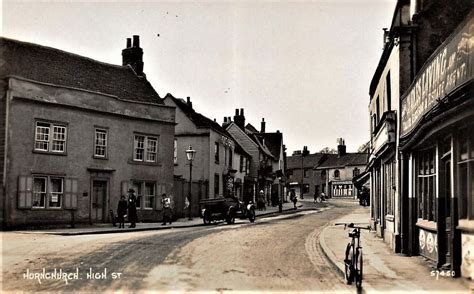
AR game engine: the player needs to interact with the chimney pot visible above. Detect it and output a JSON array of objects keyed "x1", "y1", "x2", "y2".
[
  {"x1": 235, "y1": 109, "x2": 239, "y2": 116},
  {"x1": 133, "y1": 35, "x2": 140, "y2": 47},
  {"x1": 126, "y1": 38, "x2": 132, "y2": 48},
  {"x1": 261, "y1": 118, "x2": 266, "y2": 133},
  {"x1": 240, "y1": 108, "x2": 244, "y2": 116},
  {"x1": 224, "y1": 117, "x2": 227, "y2": 123}
]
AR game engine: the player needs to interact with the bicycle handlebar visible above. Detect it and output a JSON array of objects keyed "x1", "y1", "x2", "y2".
[{"x1": 335, "y1": 222, "x2": 371, "y2": 230}]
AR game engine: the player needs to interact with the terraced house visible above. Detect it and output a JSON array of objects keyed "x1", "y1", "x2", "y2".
[{"x1": 0, "y1": 36, "x2": 176, "y2": 228}]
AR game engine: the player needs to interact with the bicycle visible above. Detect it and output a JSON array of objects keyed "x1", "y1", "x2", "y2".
[{"x1": 335, "y1": 222, "x2": 370, "y2": 289}]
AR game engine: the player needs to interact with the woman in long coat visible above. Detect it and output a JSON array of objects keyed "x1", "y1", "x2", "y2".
[{"x1": 127, "y1": 189, "x2": 138, "y2": 228}]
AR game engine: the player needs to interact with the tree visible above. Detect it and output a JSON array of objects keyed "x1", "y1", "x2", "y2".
[
  {"x1": 357, "y1": 142, "x2": 370, "y2": 153},
  {"x1": 319, "y1": 147, "x2": 337, "y2": 154}
]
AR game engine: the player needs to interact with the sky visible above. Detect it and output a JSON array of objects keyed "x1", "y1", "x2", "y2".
[{"x1": 2, "y1": 0, "x2": 397, "y2": 154}]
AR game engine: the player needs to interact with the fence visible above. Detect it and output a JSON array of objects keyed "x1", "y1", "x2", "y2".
[{"x1": 173, "y1": 177, "x2": 208, "y2": 218}]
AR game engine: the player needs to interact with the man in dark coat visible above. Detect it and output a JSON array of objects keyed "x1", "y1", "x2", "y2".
[
  {"x1": 117, "y1": 195, "x2": 128, "y2": 228},
  {"x1": 127, "y1": 189, "x2": 138, "y2": 228}
]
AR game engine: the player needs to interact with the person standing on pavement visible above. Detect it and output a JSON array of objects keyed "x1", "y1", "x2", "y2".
[
  {"x1": 127, "y1": 188, "x2": 138, "y2": 228},
  {"x1": 290, "y1": 190, "x2": 298, "y2": 208},
  {"x1": 161, "y1": 193, "x2": 173, "y2": 225},
  {"x1": 258, "y1": 190, "x2": 266, "y2": 211},
  {"x1": 320, "y1": 192, "x2": 326, "y2": 202},
  {"x1": 117, "y1": 195, "x2": 128, "y2": 229}
]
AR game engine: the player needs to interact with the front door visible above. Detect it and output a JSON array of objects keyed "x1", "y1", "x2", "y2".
[{"x1": 91, "y1": 180, "x2": 108, "y2": 222}]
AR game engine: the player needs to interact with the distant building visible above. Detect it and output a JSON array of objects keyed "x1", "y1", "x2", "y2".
[
  {"x1": 314, "y1": 139, "x2": 368, "y2": 198},
  {"x1": 286, "y1": 139, "x2": 367, "y2": 199},
  {"x1": 1, "y1": 36, "x2": 176, "y2": 228},
  {"x1": 163, "y1": 96, "x2": 247, "y2": 216},
  {"x1": 286, "y1": 151, "x2": 327, "y2": 199}
]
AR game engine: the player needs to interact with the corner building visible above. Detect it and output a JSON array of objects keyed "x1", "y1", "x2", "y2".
[{"x1": 1, "y1": 36, "x2": 176, "y2": 228}]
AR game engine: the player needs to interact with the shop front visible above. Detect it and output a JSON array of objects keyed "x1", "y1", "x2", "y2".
[{"x1": 399, "y1": 14, "x2": 473, "y2": 277}]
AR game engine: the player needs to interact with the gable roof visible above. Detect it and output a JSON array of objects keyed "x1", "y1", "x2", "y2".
[
  {"x1": 315, "y1": 153, "x2": 368, "y2": 169},
  {"x1": 1, "y1": 37, "x2": 162, "y2": 104},
  {"x1": 245, "y1": 123, "x2": 259, "y2": 134},
  {"x1": 255, "y1": 132, "x2": 283, "y2": 159},
  {"x1": 168, "y1": 94, "x2": 231, "y2": 138},
  {"x1": 252, "y1": 134, "x2": 275, "y2": 159},
  {"x1": 286, "y1": 153, "x2": 327, "y2": 170}
]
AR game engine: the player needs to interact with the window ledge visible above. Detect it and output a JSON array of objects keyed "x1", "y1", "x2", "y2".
[
  {"x1": 33, "y1": 150, "x2": 67, "y2": 156},
  {"x1": 416, "y1": 219, "x2": 437, "y2": 231},
  {"x1": 93, "y1": 156, "x2": 108, "y2": 160},
  {"x1": 458, "y1": 219, "x2": 474, "y2": 233},
  {"x1": 128, "y1": 160, "x2": 160, "y2": 166}
]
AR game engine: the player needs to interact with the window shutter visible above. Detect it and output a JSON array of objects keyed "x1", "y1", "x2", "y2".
[
  {"x1": 64, "y1": 178, "x2": 78, "y2": 209},
  {"x1": 18, "y1": 175, "x2": 33, "y2": 209}
]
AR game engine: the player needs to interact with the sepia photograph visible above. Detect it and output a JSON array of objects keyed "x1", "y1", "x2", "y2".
[{"x1": 1, "y1": 0, "x2": 473, "y2": 292}]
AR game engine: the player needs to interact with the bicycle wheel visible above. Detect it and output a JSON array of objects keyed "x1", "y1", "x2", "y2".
[
  {"x1": 355, "y1": 248, "x2": 363, "y2": 289},
  {"x1": 344, "y1": 243, "x2": 354, "y2": 284}
]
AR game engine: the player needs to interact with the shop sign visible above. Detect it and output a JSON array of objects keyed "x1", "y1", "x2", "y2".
[{"x1": 400, "y1": 16, "x2": 473, "y2": 137}]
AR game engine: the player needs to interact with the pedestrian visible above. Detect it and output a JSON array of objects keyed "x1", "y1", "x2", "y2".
[
  {"x1": 258, "y1": 190, "x2": 266, "y2": 211},
  {"x1": 313, "y1": 192, "x2": 318, "y2": 203},
  {"x1": 127, "y1": 188, "x2": 138, "y2": 228},
  {"x1": 320, "y1": 192, "x2": 326, "y2": 202},
  {"x1": 290, "y1": 190, "x2": 298, "y2": 208},
  {"x1": 161, "y1": 193, "x2": 173, "y2": 225},
  {"x1": 117, "y1": 195, "x2": 128, "y2": 229}
]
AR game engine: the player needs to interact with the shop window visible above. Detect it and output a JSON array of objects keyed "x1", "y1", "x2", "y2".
[
  {"x1": 240, "y1": 156, "x2": 244, "y2": 172},
  {"x1": 458, "y1": 128, "x2": 474, "y2": 219},
  {"x1": 34, "y1": 121, "x2": 67, "y2": 154},
  {"x1": 134, "y1": 135, "x2": 158, "y2": 162},
  {"x1": 94, "y1": 128, "x2": 108, "y2": 158},
  {"x1": 229, "y1": 149, "x2": 233, "y2": 168},
  {"x1": 385, "y1": 160, "x2": 395, "y2": 216},
  {"x1": 32, "y1": 177, "x2": 63, "y2": 208},
  {"x1": 416, "y1": 148, "x2": 436, "y2": 221}
]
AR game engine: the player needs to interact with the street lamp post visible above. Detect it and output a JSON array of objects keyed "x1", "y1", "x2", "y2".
[
  {"x1": 185, "y1": 145, "x2": 196, "y2": 220},
  {"x1": 301, "y1": 146, "x2": 309, "y2": 199}
]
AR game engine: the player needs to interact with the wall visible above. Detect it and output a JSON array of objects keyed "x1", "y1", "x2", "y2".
[{"x1": 5, "y1": 78, "x2": 175, "y2": 227}]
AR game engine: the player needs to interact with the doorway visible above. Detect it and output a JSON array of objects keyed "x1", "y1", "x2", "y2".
[{"x1": 91, "y1": 180, "x2": 108, "y2": 223}]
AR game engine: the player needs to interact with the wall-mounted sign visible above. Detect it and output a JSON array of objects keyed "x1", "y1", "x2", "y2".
[{"x1": 400, "y1": 16, "x2": 473, "y2": 137}]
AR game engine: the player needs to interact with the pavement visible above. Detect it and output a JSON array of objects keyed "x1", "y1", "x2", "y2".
[
  {"x1": 11, "y1": 198, "x2": 324, "y2": 236},
  {"x1": 319, "y1": 202, "x2": 474, "y2": 293}
]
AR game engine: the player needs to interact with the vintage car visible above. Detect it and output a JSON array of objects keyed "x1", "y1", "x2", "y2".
[{"x1": 200, "y1": 197, "x2": 256, "y2": 224}]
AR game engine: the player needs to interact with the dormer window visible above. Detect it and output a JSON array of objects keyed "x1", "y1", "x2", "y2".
[{"x1": 334, "y1": 170, "x2": 340, "y2": 179}]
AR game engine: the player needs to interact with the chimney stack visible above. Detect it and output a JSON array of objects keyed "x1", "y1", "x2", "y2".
[
  {"x1": 337, "y1": 138, "x2": 346, "y2": 157},
  {"x1": 122, "y1": 35, "x2": 144, "y2": 76},
  {"x1": 186, "y1": 96, "x2": 192, "y2": 108},
  {"x1": 260, "y1": 118, "x2": 266, "y2": 133}
]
